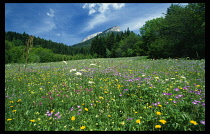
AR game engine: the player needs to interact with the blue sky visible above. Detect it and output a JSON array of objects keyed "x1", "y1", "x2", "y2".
[{"x1": 5, "y1": 3, "x2": 188, "y2": 46}]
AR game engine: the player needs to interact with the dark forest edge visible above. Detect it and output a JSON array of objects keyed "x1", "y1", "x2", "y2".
[{"x1": 5, "y1": 3, "x2": 205, "y2": 64}]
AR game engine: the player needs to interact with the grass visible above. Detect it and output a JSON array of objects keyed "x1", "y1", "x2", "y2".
[{"x1": 5, "y1": 57, "x2": 205, "y2": 131}]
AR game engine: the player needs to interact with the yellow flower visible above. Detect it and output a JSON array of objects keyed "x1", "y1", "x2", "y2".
[
  {"x1": 155, "y1": 125, "x2": 161, "y2": 128},
  {"x1": 107, "y1": 115, "x2": 111, "y2": 117},
  {"x1": 169, "y1": 99, "x2": 173, "y2": 101},
  {"x1": 196, "y1": 85, "x2": 201, "y2": 88},
  {"x1": 30, "y1": 120, "x2": 35, "y2": 122},
  {"x1": 12, "y1": 110, "x2": 17, "y2": 113},
  {"x1": 80, "y1": 126, "x2": 86, "y2": 129},
  {"x1": 9, "y1": 101, "x2": 14, "y2": 103},
  {"x1": 158, "y1": 104, "x2": 162, "y2": 107},
  {"x1": 37, "y1": 118, "x2": 41, "y2": 121},
  {"x1": 82, "y1": 103, "x2": 85, "y2": 105},
  {"x1": 190, "y1": 120, "x2": 198, "y2": 125},
  {"x1": 149, "y1": 106, "x2": 153, "y2": 108},
  {"x1": 7, "y1": 119, "x2": 12, "y2": 121},
  {"x1": 136, "y1": 119, "x2": 141, "y2": 124},
  {"x1": 156, "y1": 112, "x2": 162, "y2": 115},
  {"x1": 17, "y1": 99, "x2": 22, "y2": 102},
  {"x1": 120, "y1": 121, "x2": 125, "y2": 125},
  {"x1": 84, "y1": 108, "x2": 88, "y2": 111},
  {"x1": 71, "y1": 116, "x2": 76, "y2": 121},
  {"x1": 159, "y1": 120, "x2": 167, "y2": 124},
  {"x1": 10, "y1": 106, "x2": 14, "y2": 107},
  {"x1": 134, "y1": 111, "x2": 138, "y2": 113},
  {"x1": 99, "y1": 96, "x2": 104, "y2": 99}
]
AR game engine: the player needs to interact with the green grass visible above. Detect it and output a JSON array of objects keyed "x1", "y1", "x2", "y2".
[{"x1": 5, "y1": 57, "x2": 205, "y2": 131}]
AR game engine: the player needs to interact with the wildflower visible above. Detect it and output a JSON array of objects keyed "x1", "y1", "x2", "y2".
[
  {"x1": 12, "y1": 110, "x2": 17, "y2": 113},
  {"x1": 120, "y1": 121, "x2": 125, "y2": 125},
  {"x1": 196, "y1": 85, "x2": 201, "y2": 88},
  {"x1": 75, "y1": 72, "x2": 82, "y2": 75},
  {"x1": 190, "y1": 120, "x2": 198, "y2": 125},
  {"x1": 30, "y1": 120, "x2": 35, "y2": 122},
  {"x1": 107, "y1": 115, "x2": 111, "y2": 117},
  {"x1": 200, "y1": 121, "x2": 205, "y2": 125},
  {"x1": 174, "y1": 88, "x2": 180, "y2": 91},
  {"x1": 70, "y1": 107, "x2": 74, "y2": 111},
  {"x1": 119, "y1": 94, "x2": 122, "y2": 96},
  {"x1": 9, "y1": 101, "x2": 14, "y2": 103},
  {"x1": 99, "y1": 96, "x2": 104, "y2": 99},
  {"x1": 90, "y1": 63, "x2": 96, "y2": 66},
  {"x1": 7, "y1": 119, "x2": 12, "y2": 121},
  {"x1": 63, "y1": 61, "x2": 67, "y2": 64},
  {"x1": 80, "y1": 126, "x2": 86, "y2": 129},
  {"x1": 149, "y1": 106, "x2": 153, "y2": 108},
  {"x1": 155, "y1": 125, "x2": 161, "y2": 128},
  {"x1": 71, "y1": 116, "x2": 76, "y2": 121},
  {"x1": 10, "y1": 106, "x2": 14, "y2": 107},
  {"x1": 84, "y1": 108, "x2": 88, "y2": 111},
  {"x1": 159, "y1": 120, "x2": 167, "y2": 124},
  {"x1": 70, "y1": 69, "x2": 76, "y2": 72},
  {"x1": 169, "y1": 99, "x2": 173, "y2": 101},
  {"x1": 55, "y1": 112, "x2": 60, "y2": 116},
  {"x1": 156, "y1": 112, "x2": 162, "y2": 115},
  {"x1": 127, "y1": 118, "x2": 133, "y2": 120},
  {"x1": 136, "y1": 119, "x2": 141, "y2": 124},
  {"x1": 37, "y1": 118, "x2": 41, "y2": 121},
  {"x1": 134, "y1": 111, "x2": 138, "y2": 113},
  {"x1": 158, "y1": 104, "x2": 162, "y2": 107},
  {"x1": 88, "y1": 81, "x2": 94, "y2": 84}
]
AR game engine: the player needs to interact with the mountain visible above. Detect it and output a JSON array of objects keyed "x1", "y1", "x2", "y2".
[
  {"x1": 81, "y1": 32, "x2": 102, "y2": 43},
  {"x1": 72, "y1": 26, "x2": 121, "y2": 47}
]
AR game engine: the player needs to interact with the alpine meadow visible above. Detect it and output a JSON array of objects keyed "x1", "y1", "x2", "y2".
[{"x1": 5, "y1": 3, "x2": 205, "y2": 131}]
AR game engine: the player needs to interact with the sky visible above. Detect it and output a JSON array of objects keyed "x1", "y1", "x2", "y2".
[{"x1": 5, "y1": 3, "x2": 188, "y2": 46}]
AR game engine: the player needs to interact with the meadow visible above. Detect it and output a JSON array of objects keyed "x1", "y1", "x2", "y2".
[{"x1": 5, "y1": 57, "x2": 205, "y2": 131}]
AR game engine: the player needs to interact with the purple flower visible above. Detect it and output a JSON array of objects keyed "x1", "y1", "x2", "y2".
[
  {"x1": 162, "y1": 93, "x2": 167, "y2": 95},
  {"x1": 55, "y1": 112, "x2": 60, "y2": 116},
  {"x1": 78, "y1": 113, "x2": 81, "y2": 115},
  {"x1": 126, "y1": 118, "x2": 133, "y2": 120},
  {"x1": 172, "y1": 101, "x2": 177, "y2": 103},
  {"x1": 70, "y1": 107, "x2": 74, "y2": 111},
  {"x1": 200, "y1": 121, "x2": 205, "y2": 125},
  {"x1": 167, "y1": 93, "x2": 172, "y2": 95},
  {"x1": 152, "y1": 103, "x2": 158, "y2": 106},
  {"x1": 192, "y1": 102, "x2": 197, "y2": 105},
  {"x1": 78, "y1": 109, "x2": 82, "y2": 111},
  {"x1": 174, "y1": 88, "x2": 180, "y2": 91},
  {"x1": 57, "y1": 115, "x2": 61, "y2": 119},
  {"x1": 124, "y1": 89, "x2": 129, "y2": 91},
  {"x1": 165, "y1": 102, "x2": 169, "y2": 104},
  {"x1": 119, "y1": 94, "x2": 122, "y2": 96},
  {"x1": 77, "y1": 105, "x2": 81, "y2": 108}
]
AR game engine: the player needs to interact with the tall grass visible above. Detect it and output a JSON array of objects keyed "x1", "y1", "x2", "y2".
[{"x1": 5, "y1": 57, "x2": 205, "y2": 131}]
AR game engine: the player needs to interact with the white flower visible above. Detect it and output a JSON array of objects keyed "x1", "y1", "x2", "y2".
[
  {"x1": 63, "y1": 61, "x2": 67, "y2": 64},
  {"x1": 70, "y1": 69, "x2": 76, "y2": 72},
  {"x1": 170, "y1": 78, "x2": 175, "y2": 80},
  {"x1": 75, "y1": 72, "x2": 82, "y2": 76},
  {"x1": 90, "y1": 64, "x2": 96, "y2": 66},
  {"x1": 88, "y1": 81, "x2": 94, "y2": 84},
  {"x1": 142, "y1": 75, "x2": 145, "y2": 77}
]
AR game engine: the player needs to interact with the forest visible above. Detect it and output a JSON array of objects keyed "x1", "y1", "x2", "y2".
[{"x1": 5, "y1": 3, "x2": 205, "y2": 64}]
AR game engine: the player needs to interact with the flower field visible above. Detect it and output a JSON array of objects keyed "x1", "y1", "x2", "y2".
[{"x1": 5, "y1": 57, "x2": 205, "y2": 131}]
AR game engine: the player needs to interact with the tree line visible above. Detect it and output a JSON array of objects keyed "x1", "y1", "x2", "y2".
[{"x1": 90, "y1": 3, "x2": 205, "y2": 59}]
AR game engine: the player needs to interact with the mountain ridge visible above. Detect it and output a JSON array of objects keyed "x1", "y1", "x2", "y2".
[{"x1": 72, "y1": 26, "x2": 121, "y2": 47}]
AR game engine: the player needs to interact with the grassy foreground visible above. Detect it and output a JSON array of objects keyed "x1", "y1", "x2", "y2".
[{"x1": 5, "y1": 57, "x2": 205, "y2": 131}]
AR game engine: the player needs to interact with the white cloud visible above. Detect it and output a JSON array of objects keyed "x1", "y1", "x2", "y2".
[
  {"x1": 46, "y1": 8, "x2": 54, "y2": 17},
  {"x1": 81, "y1": 3, "x2": 125, "y2": 32},
  {"x1": 82, "y1": 3, "x2": 125, "y2": 15},
  {"x1": 81, "y1": 13, "x2": 109, "y2": 32}
]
